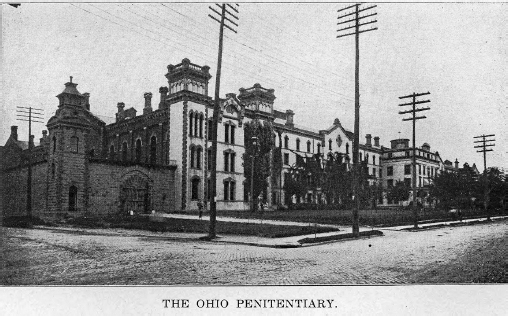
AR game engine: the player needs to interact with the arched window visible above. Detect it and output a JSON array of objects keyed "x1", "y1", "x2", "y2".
[
  {"x1": 307, "y1": 141, "x2": 311, "y2": 153},
  {"x1": 196, "y1": 147, "x2": 202, "y2": 169},
  {"x1": 122, "y1": 142, "x2": 128, "y2": 162},
  {"x1": 296, "y1": 138, "x2": 300, "y2": 151},
  {"x1": 328, "y1": 139, "x2": 332, "y2": 150},
  {"x1": 223, "y1": 150, "x2": 235, "y2": 172},
  {"x1": 223, "y1": 179, "x2": 235, "y2": 201},
  {"x1": 346, "y1": 143, "x2": 350, "y2": 154},
  {"x1": 70, "y1": 136, "x2": 79, "y2": 153},
  {"x1": 190, "y1": 146, "x2": 195, "y2": 168},
  {"x1": 68, "y1": 185, "x2": 78, "y2": 211},
  {"x1": 224, "y1": 123, "x2": 230, "y2": 143},
  {"x1": 52, "y1": 136, "x2": 57, "y2": 153},
  {"x1": 150, "y1": 136, "x2": 157, "y2": 164},
  {"x1": 189, "y1": 112, "x2": 194, "y2": 137},
  {"x1": 207, "y1": 148, "x2": 213, "y2": 170},
  {"x1": 191, "y1": 177, "x2": 200, "y2": 200},
  {"x1": 317, "y1": 143, "x2": 321, "y2": 154},
  {"x1": 109, "y1": 145, "x2": 115, "y2": 160},
  {"x1": 230, "y1": 125, "x2": 235, "y2": 144},
  {"x1": 194, "y1": 114, "x2": 199, "y2": 137},
  {"x1": 135, "y1": 139, "x2": 142, "y2": 162},
  {"x1": 199, "y1": 114, "x2": 204, "y2": 138},
  {"x1": 208, "y1": 119, "x2": 213, "y2": 140}
]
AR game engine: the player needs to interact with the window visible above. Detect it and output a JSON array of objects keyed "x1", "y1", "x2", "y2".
[
  {"x1": 230, "y1": 125, "x2": 235, "y2": 144},
  {"x1": 373, "y1": 155, "x2": 376, "y2": 165},
  {"x1": 194, "y1": 114, "x2": 198, "y2": 137},
  {"x1": 346, "y1": 143, "x2": 349, "y2": 154},
  {"x1": 404, "y1": 164, "x2": 411, "y2": 175},
  {"x1": 379, "y1": 169, "x2": 382, "y2": 178},
  {"x1": 207, "y1": 148, "x2": 213, "y2": 170},
  {"x1": 317, "y1": 143, "x2": 321, "y2": 154},
  {"x1": 52, "y1": 136, "x2": 57, "y2": 153},
  {"x1": 419, "y1": 177, "x2": 422, "y2": 187},
  {"x1": 109, "y1": 145, "x2": 115, "y2": 160},
  {"x1": 243, "y1": 181, "x2": 249, "y2": 201},
  {"x1": 196, "y1": 147, "x2": 202, "y2": 169},
  {"x1": 404, "y1": 178, "x2": 411, "y2": 187},
  {"x1": 418, "y1": 164, "x2": 421, "y2": 174},
  {"x1": 223, "y1": 179, "x2": 235, "y2": 201},
  {"x1": 191, "y1": 177, "x2": 200, "y2": 200},
  {"x1": 208, "y1": 119, "x2": 213, "y2": 140},
  {"x1": 296, "y1": 139, "x2": 300, "y2": 151},
  {"x1": 199, "y1": 115, "x2": 204, "y2": 138},
  {"x1": 328, "y1": 139, "x2": 332, "y2": 150},
  {"x1": 224, "y1": 124, "x2": 230, "y2": 143},
  {"x1": 360, "y1": 152, "x2": 363, "y2": 161},
  {"x1": 223, "y1": 151, "x2": 235, "y2": 172},
  {"x1": 284, "y1": 136, "x2": 289, "y2": 149},
  {"x1": 189, "y1": 113, "x2": 193, "y2": 136},
  {"x1": 150, "y1": 136, "x2": 157, "y2": 164},
  {"x1": 135, "y1": 139, "x2": 142, "y2": 162},
  {"x1": 70, "y1": 136, "x2": 79, "y2": 153},
  {"x1": 68, "y1": 186, "x2": 78, "y2": 211},
  {"x1": 387, "y1": 166, "x2": 393, "y2": 176},
  {"x1": 406, "y1": 151, "x2": 410, "y2": 157},
  {"x1": 283, "y1": 153, "x2": 289, "y2": 165},
  {"x1": 190, "y1": 147, "x2": 195, "y2": 168},
  {"x1": 307, "y1": 141, "x2": 311, "y2": 153},
  {"x1": 388, "y1": 152, "x2": 393, "y2": 158},
  {"x1": 122, "y1": 142, "x2": 128, "y2": 162},
  {"x1": 387, "y1": 179, "x2": 394, "y2": 188}
]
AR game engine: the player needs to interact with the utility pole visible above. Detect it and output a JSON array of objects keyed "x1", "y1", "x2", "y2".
[
  {"x1": 207, "y1": 3, "x2": 239, "y2": 239},
  {"x1": 398, "y1": 92, "x2": 430, "y2": 229},
  {"x1": 336, "y1": 3, "x2": 377, "y2": 237},
  {"x1": 474, "y1": 134, "x2": 495, "y2": 220},
  {"x1": 16, "y1": 106, "x2": 44, "y2": 226}
]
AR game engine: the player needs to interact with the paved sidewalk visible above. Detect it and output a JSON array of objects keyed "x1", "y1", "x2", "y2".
[{"x1": 35, "y1": 215, "x2": 507, "y2": 249}]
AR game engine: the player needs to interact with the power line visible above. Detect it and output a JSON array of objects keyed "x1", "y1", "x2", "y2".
[{"x1": 398, "y1": 91, "x2": 431, "y2": 229}]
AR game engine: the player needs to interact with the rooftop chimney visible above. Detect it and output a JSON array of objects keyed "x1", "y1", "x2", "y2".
[
  {"x1": 40, "y1": 130, "x2": 48, "y2": 145},
  {"x1": 455, "y1": 159, "x2": 459, "y2": 169},
  {"x1": 143, "y1": 92, "x2": 153, "y2": 115},
  {"x1": 11, "y1": 126, "x2": 18, "y2": 141},
  {"x1": 82, "y1": 92, "x2": 90, "y2": 110},
  {"x1": 374, "y1": 136, "x2": 380, "y2": 147},
  {"x1": 366, "y1": 134, "x2": 372, "y2": 147},
  {"x1": 116, "y1": 102, "x2": 125, "y2": 122},
  {"x1": 285, "y1": 110, "x2": 294, "y2": 127},
  {"x1": 159, "y1": 86, "x2": 168, "y2": 110}
]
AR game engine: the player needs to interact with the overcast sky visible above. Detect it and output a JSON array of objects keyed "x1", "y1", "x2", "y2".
[{"x1": 1, "y1": 3, "x2": 506, "y2": 169}]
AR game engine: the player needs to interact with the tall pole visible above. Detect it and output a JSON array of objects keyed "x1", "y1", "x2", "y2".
[
  {"x1": 337, "y1": 3, "x2": 377, "y2": 237},
  {"x1": 474, "y1": 134, "x2": 495, "y2": 220},
  {"x1": 398, "y1": 92, "x2": 430, "y2": 229},
  {"x1": 207, "y1": 3, "x2": 239, "y2": 239},
  {"x1": 16, "y1": 106, "x2": 44, "y2": 226}
]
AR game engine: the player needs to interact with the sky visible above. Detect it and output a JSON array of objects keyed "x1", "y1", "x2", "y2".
[{"x1": 1, "y1": 2, "x2": 506, "y2": 170}]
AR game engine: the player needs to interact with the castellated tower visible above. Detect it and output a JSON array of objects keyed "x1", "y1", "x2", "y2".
[{"x1": 46, "y1": 77, "x2": 104, "y2": 217}]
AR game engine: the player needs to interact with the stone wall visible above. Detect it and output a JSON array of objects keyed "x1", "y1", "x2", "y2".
[
  {"x1": 88, "y1": 162, "x2": 176, "y2": 216},
  {"x1": 2, "y1": 162, "x2": 48, "y2": 218}
]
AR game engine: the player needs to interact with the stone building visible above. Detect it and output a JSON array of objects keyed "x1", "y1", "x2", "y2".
[{"x1": 2, "y1": 57, "x2": 457, "y2": 218}]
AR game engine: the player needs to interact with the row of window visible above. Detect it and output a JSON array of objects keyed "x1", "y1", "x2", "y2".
[
  {"x1": 387, "y1": 151, "x2": 436, "y2": 160},
  {"x1": 190, "y1": 178, "x2": 236, "y2": 201},
  {"x1": 204, "y1": 119, "x2": 236, "y2": 144},
  {"x1": 109, "y1": 136, "x2": 158, "y2": 164},
  {"x1": 387, "y1": 177, "x2": 428, "y2": 188},
  {"x1": 190, "y1": 147, "x2": 237, "y2": 173},
  {"x1": 189, "y1": 112, "x2": 204, "y2": 138},
  {"x1": 388, "y1": 165, "x2": 439, "y2": 177}
]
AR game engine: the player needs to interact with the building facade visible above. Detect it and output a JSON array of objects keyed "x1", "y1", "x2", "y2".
[{"x1": 1, "y1": 58, "x2": 461, "y2": 218}]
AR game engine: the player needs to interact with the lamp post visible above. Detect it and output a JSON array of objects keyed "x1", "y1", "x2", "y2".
[{"x1": 250, "y1": 136, "x2": 258, "y2": 213}]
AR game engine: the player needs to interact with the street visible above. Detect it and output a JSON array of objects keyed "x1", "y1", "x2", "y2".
[{"x1": 1, "y1": 221, "x2": 506, "y2": 285}]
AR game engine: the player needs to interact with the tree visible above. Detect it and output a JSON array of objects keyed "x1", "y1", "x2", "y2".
[
  {"x1": 242, "y1": 120, "x2": 280, "y2": 209},
  {"x1": 387, "y1": 180, "x2": 410, "y2": 204},
  {"x1": 321, "y1": 152, "x2": 352, "y2": 207},
  {"x1": 429, "y1": 167, "x2": 480, "y2": 210}
]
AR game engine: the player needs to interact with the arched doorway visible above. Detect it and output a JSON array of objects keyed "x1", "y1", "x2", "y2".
[{"x1": 120, "y1": 174, "x2": 151, "y2": 214}]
